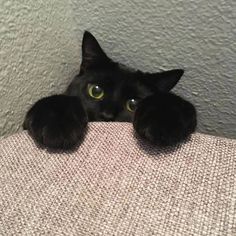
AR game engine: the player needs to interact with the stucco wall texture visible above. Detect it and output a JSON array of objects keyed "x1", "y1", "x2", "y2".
[
  {"x1": 0, "y1": 0, "x2": 80, "y2": 137},
  {"x1": 0, "y1": 0, "x2": 236, "y2": 139}
]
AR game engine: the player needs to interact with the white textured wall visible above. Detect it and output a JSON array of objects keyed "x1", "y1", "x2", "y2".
[
  {"x1": 72, "y1": 0, "x2": 236, "y2": 138},
  {"x1": 0, "y1": 0, "x2": 80, "y2": 137},
  {"x1": 0, "y1": 0, "x2": 236, "y2": 139}
]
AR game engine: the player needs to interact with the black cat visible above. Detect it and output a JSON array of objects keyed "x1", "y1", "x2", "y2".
[{"x1": 23, "y1": 31, "x2": 197, "y2": 150}]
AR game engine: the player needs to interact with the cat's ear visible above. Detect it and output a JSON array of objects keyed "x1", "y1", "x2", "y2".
[
  {"x1": 80, "y1": 31, "x2": 110, "y2": 71},
  {"x1": 144, "y1": 69, "x2": 184, "y2": 91}
]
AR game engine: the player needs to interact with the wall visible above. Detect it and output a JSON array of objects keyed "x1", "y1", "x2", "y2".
[
  {"x1": 0, "y1": 0, "x2": 235, "y2": 139},
  {"x1": 72, "y1": 0, "x2": 236, "y2": 138},
  {"x1": 0, "y1": 0, "x2": 80, "y2": 137}
]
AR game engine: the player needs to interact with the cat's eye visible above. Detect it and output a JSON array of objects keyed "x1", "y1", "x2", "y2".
[
  {"x1": 126, "y1": 99, "x2": 138, "y2": 112},
  {"x1": 87, "y1": 84, "x2": 104, "y2": 100}
]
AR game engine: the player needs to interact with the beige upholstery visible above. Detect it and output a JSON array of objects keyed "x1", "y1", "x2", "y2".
[{"x1": 0, "y1": 123, "x2": 236, "y2": 235}]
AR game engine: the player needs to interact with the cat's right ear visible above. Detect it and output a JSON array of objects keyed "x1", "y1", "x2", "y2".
[
  {"x1": 80, "y1": 31, "x2": 110, "y2": 72},
  {"x1": 143, "y1": 69, "x2": 184, "y2": 92}
]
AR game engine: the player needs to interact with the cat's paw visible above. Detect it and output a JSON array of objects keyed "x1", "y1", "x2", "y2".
[
  {"x1": 23, "y1": 95, "x2": 88, "y2": 150},
  {"x1": 133, "y1": 92, "x2": 197, "y2": 147}
]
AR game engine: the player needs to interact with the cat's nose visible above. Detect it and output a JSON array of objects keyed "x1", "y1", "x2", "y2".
[{"x1": 100, "y1": 111, "x2": 115, "y2": 121}]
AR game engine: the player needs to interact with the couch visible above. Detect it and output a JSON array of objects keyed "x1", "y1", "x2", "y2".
[{"x1": 0, "y1": 123, "x2": 235, "y2": 235}]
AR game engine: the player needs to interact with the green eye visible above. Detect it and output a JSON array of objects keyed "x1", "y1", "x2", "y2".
[
  {"x1": 87, "y1": 84, "x2": 104, "y2": 100},
  {"x1": 126, "y1": 99, "x2": 138, "y2": 112}
]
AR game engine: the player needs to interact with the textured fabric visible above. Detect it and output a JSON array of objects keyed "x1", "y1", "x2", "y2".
[{"x1": 0, "y1": 122, "x2": 236, "y2": 236}]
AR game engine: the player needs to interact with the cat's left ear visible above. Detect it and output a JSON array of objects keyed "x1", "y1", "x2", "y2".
[
  {"x1": 144, "y1": 69, "x2": 184, "y2": 92},
  {"x1": 80, "y1": 31, "x2": 110, "y2": 72}
]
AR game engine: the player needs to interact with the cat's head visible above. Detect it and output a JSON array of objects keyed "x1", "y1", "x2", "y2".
[{"x1": 66, "y1": 31, "x2": 184, "y2": 122}]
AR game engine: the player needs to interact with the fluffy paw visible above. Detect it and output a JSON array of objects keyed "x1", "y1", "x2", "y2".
[
  {"x1": 23, "y1": 95, "x2": 88, "y2": 150},
  {"x1": 133, "y1": 92, "x2": 197, "y2": 147}
]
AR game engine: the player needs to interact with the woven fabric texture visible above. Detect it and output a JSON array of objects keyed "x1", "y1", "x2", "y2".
[{"x1": 0, "y1": 122, "x2": 236, "y2": 236}]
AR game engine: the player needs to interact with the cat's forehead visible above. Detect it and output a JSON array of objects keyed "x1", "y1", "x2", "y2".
[{"x1": 87, "y1": 67, "x2": 138, "y2": 85}]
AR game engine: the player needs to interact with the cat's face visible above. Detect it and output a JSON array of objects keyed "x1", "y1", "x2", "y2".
[{"x1": 66, "y1": 31, "x2": 184, "y2": 122}]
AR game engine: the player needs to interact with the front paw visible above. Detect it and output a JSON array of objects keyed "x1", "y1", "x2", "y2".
[
  {"x1": 133, "y1": 93, "x2": 197, "y2": 147},
  {"x1": 23, "y1": 95, "x2": 88, "y2": 150}
]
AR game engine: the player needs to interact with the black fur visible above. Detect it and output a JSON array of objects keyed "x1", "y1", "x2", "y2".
[
  {"x1": 24, "y1": 31, "x2": 197, "y2": 150},
  {"x1": 23, "y1": 95, "x2": 87, "y2": 149},
  {"x1": 133, "y1": 92, "x2": 197, "y2": 146}
]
